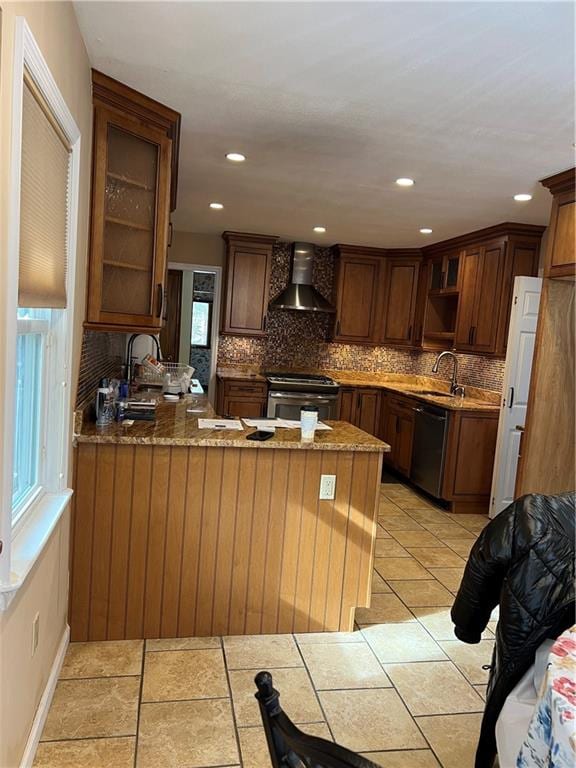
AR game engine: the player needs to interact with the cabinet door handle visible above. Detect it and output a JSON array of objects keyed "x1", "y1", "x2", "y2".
[
  {"x1": 508, "y1": 386, "x2": 514, "y2": 409},
  {"x1": 168, "y1": 221, "x2": 173, "y2": 248},
  {"x1": 156, "y1": 283, "x2": 163, "y2": 317}
]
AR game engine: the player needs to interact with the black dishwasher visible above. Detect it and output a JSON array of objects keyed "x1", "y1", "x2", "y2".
[{"x1": 410, "y1": 404, "x2": 449, "y2": 498}]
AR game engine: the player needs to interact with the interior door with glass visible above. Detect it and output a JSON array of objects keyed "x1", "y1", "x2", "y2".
[
  {"x1": 87, "y1": 107, "x2": 171, "y2": 328},
  {"x1": 490, "y1": 276, "x2": 542, "y2": 517}
]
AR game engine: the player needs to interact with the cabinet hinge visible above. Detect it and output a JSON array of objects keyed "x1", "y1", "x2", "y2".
[{"x1": 513, "y1": 295, "x2": 518, "y2": 305}]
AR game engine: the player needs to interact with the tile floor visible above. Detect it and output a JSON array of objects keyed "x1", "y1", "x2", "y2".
[{"x1": 34, "y1": 478, "x2": 494, "y2": 768}]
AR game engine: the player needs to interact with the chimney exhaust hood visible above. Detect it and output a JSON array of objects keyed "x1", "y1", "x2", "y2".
[{"x1": 269, "y1": 242, "x2": 335, "y2": 313}]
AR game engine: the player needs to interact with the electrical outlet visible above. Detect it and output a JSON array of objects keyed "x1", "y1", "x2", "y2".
[
  {"x1": 319, "y1": 474, "x2": 336, "y2": 500},
  {"x1": 32, "y1": 613, "x2": 39, "y2": 656}
]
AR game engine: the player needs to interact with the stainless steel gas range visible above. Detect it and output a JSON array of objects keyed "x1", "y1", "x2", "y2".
[{"x1": 265, "y1": 372, "x2": 340, "y2": 420}]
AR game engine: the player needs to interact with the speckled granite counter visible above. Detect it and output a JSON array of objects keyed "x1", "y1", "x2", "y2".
[
  {"x1": 217, "y1": 367, "x2": 500, "y2": 413},
  {"x1": 75, "y1": 394, "x2": 388, "y2": 452}
]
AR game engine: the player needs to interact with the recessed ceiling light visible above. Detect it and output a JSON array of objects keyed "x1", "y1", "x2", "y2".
[
  {"x1": 420, "y1": 228, "x2": 433, "y2": 234},
  {"x1": 225, "y1": 152, "x2": 246, "y2": 162},
  {"x1": 396, "y1": 178, "x2": 415, "y2": 187},
  {"x1": 513, "y1": 193, "x2": 532, "y2": 202},
  {"x1": 313, "y1": 226, "x2": 326, "y2": 233},
  {"x1": 209, "y1": 202, "x2": 224, "y2": 209}
]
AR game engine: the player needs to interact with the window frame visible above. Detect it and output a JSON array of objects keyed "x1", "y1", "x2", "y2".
[
  {"x1": 11, "y1": 311, "x2": 52, "y2": 524},
  {"x1": 0, "y1": 18, "x2": 81, "y2": 605},
  {"x1": 191, "y1": 299, "x2": 213, "y2": 349}
]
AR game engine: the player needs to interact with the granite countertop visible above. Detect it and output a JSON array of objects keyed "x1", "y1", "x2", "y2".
[
  {"x1": 216, "y1": 367, "x2": 267, "y2": 382},
  {"x1": 75, "y1": 395, "x2": 388, "y2": 452},
  {"x1": 216, "y1": 367, "x2": 500, "y2": 412}
]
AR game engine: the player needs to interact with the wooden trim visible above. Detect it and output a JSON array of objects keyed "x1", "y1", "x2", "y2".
[
  {"x1": 69, "y1": 444, "x2": 382, "y2": 639},
  {"x1": 540, "y1": 167, "x2": 576, "y2": 196},
  {"x1": 222, "y1": 231, "x2": 279, "y2": 246},
  {"x1": 422, "y1": 222, "x2": 546, "y2": 256},
  {"x1": 334, "y1": 244, "x2": 389, "y2": 258}
]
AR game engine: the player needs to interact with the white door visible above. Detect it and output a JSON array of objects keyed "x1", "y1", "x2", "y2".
[{"x1": 490, "y1": 276, "x2": 542, "y2": 518}]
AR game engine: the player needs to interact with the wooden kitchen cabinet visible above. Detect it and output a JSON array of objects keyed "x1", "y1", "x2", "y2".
[
  {"x1": 221, "y1": 232, "x2": 278, "y2": 336},
  {"x1": 332, "y1": 246, "x2": 384, "y2": 344},
  {"x1": 380, "y1": 394, "x2": 416, "y2": 475},
  {"x1": 216, "y1": 378, "x2": 268, "y2": 417},
  {"x1": 442, "y1": 411, "x2": 499, "y2": 511},
  {"x1": 454, "y1": 240, "x2": 506, "y2": 354},
  {"x1": 515, "y1": 168, "x2": 575, "y2": 498},
  {"x1": 85, "y1": 71, "x2": 181, "y2": 332},
  {"x1": 338, "y1": 387, "x2": 381, "y2": 436},
  {"x1": 428, "y1": 249, "x2": 460, "y2": 294},
  {"x1": 422, "y1": 224, "x2": 544, "y2": 356},
  {"x1": 380, "y1": 257, "x2": 421, "y2": 346},
  {"x1": 540, "y1": 168, "x2": 576, "y2": 279}
]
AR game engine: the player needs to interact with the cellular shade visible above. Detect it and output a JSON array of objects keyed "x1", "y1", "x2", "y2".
[{"x1": 18, "y1": 74, "x2": 71, "y2": 308}]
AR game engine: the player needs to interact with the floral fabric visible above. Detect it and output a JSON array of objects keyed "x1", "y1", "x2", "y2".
[{"x1": 517, "y1": 625, "x2": 576, "y2": 767}]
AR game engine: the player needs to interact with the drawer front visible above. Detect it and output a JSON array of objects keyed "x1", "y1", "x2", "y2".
[
  {"x1": 388, "y1": 395, "x2": 418, "y2": 416},
  {"x1": 223, "y1": 380, "x2": 267, "y2": 398}
]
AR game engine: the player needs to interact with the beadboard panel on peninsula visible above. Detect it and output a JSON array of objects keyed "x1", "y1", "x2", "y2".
[{"x1": 69, "y1": 443, "x2": 382, "y2": 640}]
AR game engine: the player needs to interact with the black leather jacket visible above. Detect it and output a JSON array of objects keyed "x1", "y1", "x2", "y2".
[{"x1": 451, "y1": 493, "x2": 575, "y2": 768}]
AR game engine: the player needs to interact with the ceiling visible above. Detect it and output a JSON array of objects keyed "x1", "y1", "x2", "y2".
[{"x1": 74, "y1": 1, "x2": 574, "y2": 247}]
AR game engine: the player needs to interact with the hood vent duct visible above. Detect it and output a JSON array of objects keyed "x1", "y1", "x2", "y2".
[{"x1": 269, "y1": 242, "x2": 335, "y2": 313}]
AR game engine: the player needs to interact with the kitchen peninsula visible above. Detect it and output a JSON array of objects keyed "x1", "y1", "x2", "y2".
[{"x1": 69, "y1": 396, "x2": 387, "y2": 641}]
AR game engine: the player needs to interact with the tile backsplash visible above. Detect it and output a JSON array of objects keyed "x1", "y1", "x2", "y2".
[
  {"x1": 76, "y1": 331, "x2": 126, "y2": 407},
  {"x1": 217, "y1": 241, "x2": 505, "y2": 392}
]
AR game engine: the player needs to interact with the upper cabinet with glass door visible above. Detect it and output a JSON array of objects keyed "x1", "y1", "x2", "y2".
[
  {"x1": 85, "y1": 71, "x2": 181, "y2": 332},
  {"x1": 427, "y1": 249, "x2": 460, "y2": 294}
]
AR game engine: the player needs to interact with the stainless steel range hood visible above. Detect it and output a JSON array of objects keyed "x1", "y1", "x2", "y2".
[{"x1": 269, "y1": 242, "x2": 335, "y2": 312}]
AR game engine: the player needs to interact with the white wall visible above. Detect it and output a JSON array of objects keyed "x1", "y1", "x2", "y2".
[
  {"x1": 170, "y1": 230, "x2": 224, "y2": 267},
  {"x1": 0, "y1": 3, "x2": 92, "y2": 765}
]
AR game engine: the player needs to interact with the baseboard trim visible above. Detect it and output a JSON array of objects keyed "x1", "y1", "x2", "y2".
[{"x1": 19, "y1": 624, "x2": 70, "y2": 768}]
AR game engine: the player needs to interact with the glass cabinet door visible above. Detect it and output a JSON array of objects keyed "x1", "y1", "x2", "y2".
[
  {"x1": 87, "y1": 107, "x2": 171, "y2": 328},
  {"x1": 445, "y1": 254, "x2": 460, "y2": 291},
  {"x1": 429, "y1": 259, "x2": 443, "y2": 291},
  {"x1": 102, "y1": 124, "x2": 158, "y2": 315}
]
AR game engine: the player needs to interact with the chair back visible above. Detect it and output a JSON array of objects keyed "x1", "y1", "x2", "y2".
[{"x1": 254, "y1": 671, "x2": 381, "y2": 768}]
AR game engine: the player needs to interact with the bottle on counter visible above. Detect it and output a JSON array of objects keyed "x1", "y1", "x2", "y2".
[{"x1": 95, "y1": 378, "x2": 115, "y2": 427}]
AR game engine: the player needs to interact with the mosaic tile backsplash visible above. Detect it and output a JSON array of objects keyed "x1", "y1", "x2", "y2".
[
  {"x1": 76, "y1": 330, "x2": 126, "y2": 407},
  {"x1": 217, "y1": 242, "x2": 505, "y2": 392}
]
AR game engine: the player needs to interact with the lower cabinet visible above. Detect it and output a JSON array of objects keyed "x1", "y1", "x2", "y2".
[
  {"x1": 380, "y1": 394, "x2": 416, "y2": 475},
  {"x1": 380, "y1": 391, "x2": 498, "y2": 513},
  {"x1": 338, "y1": 387, "x2": 381, "y2": 436},
  {"x1": 441, "y1": 411, "x2": 499, "y2": 507},
  {"x1": 216, "y1": 379, "x2": 268, "y2": 418}
]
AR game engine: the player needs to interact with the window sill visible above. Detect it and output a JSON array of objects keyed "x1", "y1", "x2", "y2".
[{"x1": 0, "y1": 489, "x2": 73, "y2": 611}]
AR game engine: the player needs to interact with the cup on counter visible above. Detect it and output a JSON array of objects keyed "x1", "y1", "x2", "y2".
[{"x1": 300, "y1": 405, "x2": 319, "y2": 442}]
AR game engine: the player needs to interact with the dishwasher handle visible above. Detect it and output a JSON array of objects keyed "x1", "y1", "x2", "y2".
[{"x1": 413, "y1": 406, "x2": 447, "y2": 422}]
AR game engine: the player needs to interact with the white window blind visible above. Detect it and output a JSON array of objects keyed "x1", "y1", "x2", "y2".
[{"x1": 18, "y1": 74, "x2": 71, "y2": 309}]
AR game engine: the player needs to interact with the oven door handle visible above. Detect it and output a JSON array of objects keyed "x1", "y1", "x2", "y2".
[{"x1": 269, "y1": 392, "x2": 336, "y2": 404}]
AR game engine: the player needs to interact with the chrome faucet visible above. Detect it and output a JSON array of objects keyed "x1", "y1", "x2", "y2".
[
  {"x1": 126, "y1": 333, "x2": 161, "y2": 384},
  {"x1": 431, "y1": 350, "x2": 464, "y2": 397}
]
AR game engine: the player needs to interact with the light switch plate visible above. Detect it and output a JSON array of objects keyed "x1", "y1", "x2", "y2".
[{"x1": 319, "y1": 474, "x2": 336, "y2": 500}]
